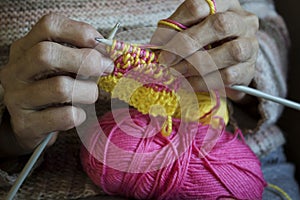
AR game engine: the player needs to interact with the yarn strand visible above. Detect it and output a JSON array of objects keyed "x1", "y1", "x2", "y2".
[{"x1": 267, "y1": 183, "x2": 292, "y2": 200}]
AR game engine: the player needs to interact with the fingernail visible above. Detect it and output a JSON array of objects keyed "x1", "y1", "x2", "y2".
[
  {"x1": 75, "y1": 108, "x2": 86, "y2": 126},
  {"x1": 158, "y1": 51, "x2": 178, "y2": 66},
  {"x1": 93, "y1": 84, "x2": 99, "y2": 102}
]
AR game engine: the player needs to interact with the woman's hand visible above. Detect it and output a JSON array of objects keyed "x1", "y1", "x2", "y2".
[
  {"x1": 151, "y1": 0, "x2": 259, "y2": 102},
  {"x1": 0, "y1": 14, "x2": 112, "y2": 155}
]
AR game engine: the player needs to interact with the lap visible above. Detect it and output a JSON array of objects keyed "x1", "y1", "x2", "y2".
[{"x1": 261, "y1": 147, "x2": 300, "y2": 200}]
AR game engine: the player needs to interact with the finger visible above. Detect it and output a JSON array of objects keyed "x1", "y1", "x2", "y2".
[
  {"x1": 26, "y1": 106, "x2": 86, "y2": 135},
  {"x1": 159, "y1": 12, "x2": 255, "y2": 66},
  {"x1": 16, "y1": 13, "x2": 101, "y2": 51},
  {"x1": 151, "y1": 0, "x2": 241, "y2": 45},
  {"x1": 171, "y1": 50, "x2": 216, "y2": 77},
  {"x1": 172, "y1": 37, "x2": 258, "y2": 76},
  {"x1": 208, "y1": 37, "x2": 258, "y2": 68},
  {"x1": 15, "y1": 131, "x2": 59, "y2": 153},
  {"x1": 182, "y1": 62, "x2": 254, "y2": 99},
  {"x1": 16, "y1": 76, "x2": 98, "y2": 109},
  {"x1": 225, "y1": 87, "x2": 247, "y2": 102},
  {"x1": 168, "y1": 0, "x2": 241, "y2": 26},
  {"x1": 17, "y1": 41, "x2": 113, "y2": 80},
  {"x1": 150, "y1": 28, "x2": 178, "y2": 47},
  {"x1": 10, "y1": 106, "x2": 86, "y2": 150},
  {"x1": 220, "y1": 62, "x2": 254, "y2": 86}
]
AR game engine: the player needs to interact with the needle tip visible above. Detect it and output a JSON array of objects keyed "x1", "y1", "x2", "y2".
[
  {"x1": 95, "y1": 38, "x2": 113, "y2": 46},
  {"x1": 95, "y1": 37, "x2": 103, "y2": 43}
]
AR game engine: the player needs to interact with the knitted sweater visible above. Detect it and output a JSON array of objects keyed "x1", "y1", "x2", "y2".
[{"x1": 0, "y1": 0, "x2": 290, "y2": 199}]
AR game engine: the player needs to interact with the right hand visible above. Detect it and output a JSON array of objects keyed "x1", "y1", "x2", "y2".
[
  {"x1": 0, "y1": 13, "x2": 113, "y2": 154},
  {"x1": 151, "y1": 0, "x2": 259, "y2": 102}
]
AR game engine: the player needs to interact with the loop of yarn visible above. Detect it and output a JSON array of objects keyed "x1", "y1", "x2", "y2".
[{"x1": 81, "y1": 109, "x2": 266, "y2": 200}]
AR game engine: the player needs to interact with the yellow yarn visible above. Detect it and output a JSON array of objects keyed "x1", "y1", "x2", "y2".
[
  {"x1": 99, "y1": 75, "x2": 179, "y2": 117},
  {"x1": 268, "y1": 183, "x2": 292, "y2": 200}
]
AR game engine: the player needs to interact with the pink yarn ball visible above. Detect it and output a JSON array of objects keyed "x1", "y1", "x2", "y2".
[{"x1": 81, "y1": 109, "x2": 266, "y2": 200}]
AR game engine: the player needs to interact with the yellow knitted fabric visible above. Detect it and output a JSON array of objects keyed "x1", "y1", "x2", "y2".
[{"x1": 98, "y1": 40, "x2": 228, "y2": 136}]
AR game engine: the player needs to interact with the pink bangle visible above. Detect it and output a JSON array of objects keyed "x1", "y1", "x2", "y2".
[
  {"x1": 157, "y1": 19, "x2": 188, "y2": 31},
  {"x1": 162, "y1": 19, "x2": 188, "y2": 30}
]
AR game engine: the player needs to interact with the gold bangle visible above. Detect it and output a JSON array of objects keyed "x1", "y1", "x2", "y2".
[{"x1": 157, "y1": 20, "x2": 184, "y2": 31}]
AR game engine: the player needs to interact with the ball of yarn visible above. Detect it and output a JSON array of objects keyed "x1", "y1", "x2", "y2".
[{"x1": 81, "y1": 109, "x2": 266, "y2": 200}]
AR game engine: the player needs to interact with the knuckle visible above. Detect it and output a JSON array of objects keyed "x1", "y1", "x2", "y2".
[
  {"x1": 34, "y1": 42, "x2": 53, "y2": 66},
  {"x1": 222, "y1": 69, "x2": 238, "y2": 85},
  {"x1": 184, "y1": 0, "x2": 202, "y2": 18},
  {"x1": 38, "y1": 13, "x2": 62, "y2": 33},
  {"x1": 213, "y1": 13, "x2": 233, "y2": 38},
  {"x1": 76, "y1": 22, "x2": 98, "y2": 44},
  {"x1": 230, "y1": 40, "x2": 250, "y2": 62},
  {"x1": 52, "y1": 76, "x2": 73, "y2": 102}
]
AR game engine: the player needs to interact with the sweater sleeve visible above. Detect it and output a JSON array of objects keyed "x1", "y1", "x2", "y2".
[{"x1": 234, "y1": 0, "x2": 290, "y2": 156}]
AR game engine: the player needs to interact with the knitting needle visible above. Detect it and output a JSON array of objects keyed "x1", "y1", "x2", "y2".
[
  {"x1": 95, "y1": 38, "x2": 113, "y2": 46},
  {"x1": 95, "y1": 38, "x2": 300, "y2": 111},
  {"x1": 5, "y1": 132, "x2": 55, "y2": 200},
  {"x1": 5, "y1": 23, "x2": 121, "y2": 200},
  {"x1": 230, "y1": 85, "x2": 300, "y2": 110},
  {"x1": 95, "y1": 38, "x2": 164, "y2": 50},
  {"x1": 107, "y1": 22, "x2": 120, "y2": 40}
]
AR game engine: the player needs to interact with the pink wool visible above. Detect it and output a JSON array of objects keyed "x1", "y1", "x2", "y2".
[{"x1": 81, "y1": 109, "x2": 266, "y2": 200}]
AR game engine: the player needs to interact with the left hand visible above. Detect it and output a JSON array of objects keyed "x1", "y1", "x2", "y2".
[{"x1": 151, "y1": 0, "x2": 259, "y2": 102}]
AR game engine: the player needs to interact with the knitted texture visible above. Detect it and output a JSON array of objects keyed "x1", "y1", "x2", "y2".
[
  {"x1": 0, "y1": 0, "x2": 290, "y2": 199},
  {"x1": 98, "y1": 39, "x2": 229, "y2": 136}
]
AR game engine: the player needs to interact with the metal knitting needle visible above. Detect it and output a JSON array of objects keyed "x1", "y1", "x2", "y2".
[
  {"x1": 95, "y1": 38, "x2": 113, "y2": 46},
  {"x1": 5, "y1": 23, "x2": 121, "y2": 200},
  {"x1": 107, "y1": 22, "x2": 120, "y2": 40},
  {"x1": 96, "y1": 38, "x2": 300, "y2": 111},
  {"x1": 94, "y1": 22, "x2": 120, "y2": 45},
  {"x1": 5, "y1": 132, "x2": 55, "y2": 200},
  {"x1": 230, "y1": 85, "x2": 300, "y2": 110},
  {"x1": 95, "y1": 38, "x2": 163, "y2": 50}
]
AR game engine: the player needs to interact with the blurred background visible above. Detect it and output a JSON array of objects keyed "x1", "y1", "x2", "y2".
[{"x1": 275, "y1": 1, "x2": 300, "y2": 183}]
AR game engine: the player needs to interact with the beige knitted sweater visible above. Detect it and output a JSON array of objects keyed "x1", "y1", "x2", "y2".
[{"x1": 0, "y1": 0, "x2": 290, "y2": 199}]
